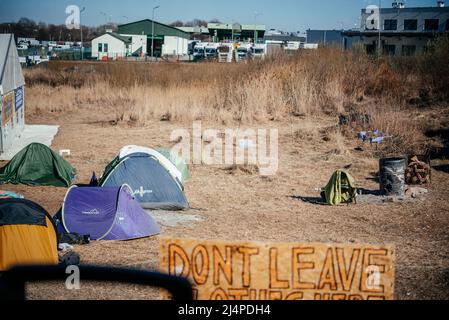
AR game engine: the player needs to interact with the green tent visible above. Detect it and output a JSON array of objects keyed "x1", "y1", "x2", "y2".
[
  {"x1": 0, "y1": 143, "x2": 76, "y2": 187},
  {"x1": 157, "y1": 148, "x2": 191, "y2": 183},
  {"x1": 324, "y1": 170, "x2": 357, "y2": 206}
]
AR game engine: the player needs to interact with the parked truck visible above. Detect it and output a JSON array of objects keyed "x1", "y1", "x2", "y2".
[
  {"x1": 236, "y1": 44, "x2": 252, "y2": 62},
  {"x1": 251, "y1": 44, "x2": 266, "y2": 60},
  {"x1": 205, "y1": 44, "x2": 219, "y2": 60},
  {"x1": 193, "y1": 45, "x2": 206, "y2": 61},
  {"x1": 217, "y1": 44, "x2": 233, "y2": 63}
]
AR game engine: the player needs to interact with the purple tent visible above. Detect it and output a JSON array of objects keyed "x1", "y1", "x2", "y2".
[{"x1": 61, "y1": 185, "x2": 160, "y2": 241}]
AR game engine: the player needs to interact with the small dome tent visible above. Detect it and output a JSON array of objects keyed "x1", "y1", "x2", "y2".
[
  {"x1": 118, "y1": 146, "x2": 184, "y2": 186},
  {"x1": 0, "y1": 199, "x2": 58, "y2": 271},
  {"x1": 59, "y1": 185, "x2": 160, "y2": 241},
  {"x1": 100, "y1": 146, "x2": 189, "y2": 211},
  {"x1": 0, "y1": 143, "x2": 76, "y2": 187}
]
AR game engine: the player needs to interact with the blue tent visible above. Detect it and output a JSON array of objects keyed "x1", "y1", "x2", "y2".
[
  {"x1": 55, "y1": 185, "x2": 160, "y2": 241},
  {"x1": 100, "y1": 153, "x2": 189, "y2": 211}
]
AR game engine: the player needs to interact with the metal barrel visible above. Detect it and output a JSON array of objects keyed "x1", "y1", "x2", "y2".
[{"x1": 379, "y1": 157, "x2": 406, "y2": 197}]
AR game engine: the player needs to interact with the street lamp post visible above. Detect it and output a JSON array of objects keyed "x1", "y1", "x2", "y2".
[
  {"x1": 152, "y1": 5, "x2": 160, "y2": 61},
  {"x1": 378, "y1": 0, "x2": 382, "y2": 59},
  {"x1": 225, "y1": 17, "x2": 235, "y2": 42},
  {"x1": 254, "y1": 12, "x2": 262, "y2": 44},
  {"x1": 80, "y1": 7, "x2": 86, "y2": 61}
]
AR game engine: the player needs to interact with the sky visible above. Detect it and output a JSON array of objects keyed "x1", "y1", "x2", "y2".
[{"x1": 0, "y1": 0, "x2": 438, "y2": 31}]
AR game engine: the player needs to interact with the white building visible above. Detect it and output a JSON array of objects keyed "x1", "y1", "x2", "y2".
[
  {"x1": 0, "y1": 34, "x2": 26, "y2": 155},
  {"x1": 91, "y1": 32, "x2": 133, "y2": 60},
  {"x1": 162, "y1": 36, "x2": 188, "y2": 56},
  {"x1": 343, "y1": 1, "x2": 449, "y2": 56}
]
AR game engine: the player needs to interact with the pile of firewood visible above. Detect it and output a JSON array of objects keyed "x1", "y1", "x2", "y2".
[{"x1": 406, "y1": 156, "x2": 431, "y2": 185}]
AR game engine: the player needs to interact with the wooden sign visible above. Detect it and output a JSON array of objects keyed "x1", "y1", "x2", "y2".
[{"x1": 160, "y1": 239, "x2": 395, "y2": 300}]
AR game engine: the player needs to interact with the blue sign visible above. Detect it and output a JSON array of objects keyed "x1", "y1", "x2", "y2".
[{"x1": 15, "y1": 87, "x2": 23, "y2": 111}]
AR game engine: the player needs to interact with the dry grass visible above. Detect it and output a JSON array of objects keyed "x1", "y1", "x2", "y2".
[
  {"x1": 25, "y1": 38, "x2": 449, "y2": 156},
  {"x1": 11, "y1": 116, "x2": 449, "y2": 300},
  {"x1": 11, "y1": 42, "x2": 449, "y2": 300}
]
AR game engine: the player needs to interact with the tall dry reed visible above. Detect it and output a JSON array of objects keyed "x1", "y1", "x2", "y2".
[{"x1": 24, "y1": 39, "x2": 449, "y2": 155}]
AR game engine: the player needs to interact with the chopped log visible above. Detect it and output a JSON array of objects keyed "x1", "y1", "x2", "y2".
[{"x1": 406, "y1": 155, "x2": 431, "y2": 185}]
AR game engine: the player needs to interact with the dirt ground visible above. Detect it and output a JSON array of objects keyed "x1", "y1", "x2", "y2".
[{"x1": 3, "y1": 105, "x2": 449, "y2": 300}]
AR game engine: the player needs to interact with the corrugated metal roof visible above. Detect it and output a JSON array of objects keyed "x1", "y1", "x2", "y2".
[
  {"x1": 241, "y1": 25, "x2": 266, "y2": 31},
  {"x1": 265, "y1": 34, "x2": 306, "y2": 42},
  {"x1": 118, "y1": 20, "x2": 189, "y2": 39},
  {"x1": 0, "y1": 34, "x2": 25, "y2": 95},
  {"x1": 207, "y1": 23, "x2": 266, "y2": 32},
  {"x1": 107, "y1": 32, "x2": 132, "y2": 44},
  {"x1": 177, "y1": 26, "x2": 210, "y2": 34}
]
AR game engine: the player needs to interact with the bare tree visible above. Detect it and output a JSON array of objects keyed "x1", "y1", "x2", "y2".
[
  {"x1": 170, "y1": 20, "x2": 184, "y2": 27},
  {"x1": 0, "y1": 18, "x2": 116, "y2": 42}
]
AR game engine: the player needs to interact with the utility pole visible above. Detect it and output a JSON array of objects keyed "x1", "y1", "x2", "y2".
[
  {"x1": 152, "y1": 5, "x2": 160, "y2": 61},
  {"x1": 378, "y1": 0, "x2": 382, "y2": 59},
  {"x1": 254, "y1": 12, "x2": 262, "y2": 44},
  {"x1": 80, "y1": 7, "x2": 86, "y2": 61},
  {"x1": 100, "y1": 11, "x2": 108, "y2": 31}
]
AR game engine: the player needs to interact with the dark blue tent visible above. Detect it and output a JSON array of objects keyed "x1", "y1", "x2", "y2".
[{"x1": 100, "y1": 153, "x2": 189, "y2": 211}]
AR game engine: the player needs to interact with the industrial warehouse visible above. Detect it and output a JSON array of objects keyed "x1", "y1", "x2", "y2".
[
  {"x1": 92, "y1": 20, "x2": 190, "y2": 60},
  {"x1": 0, "y1": 0, "x2": 449, "y2": 306}
]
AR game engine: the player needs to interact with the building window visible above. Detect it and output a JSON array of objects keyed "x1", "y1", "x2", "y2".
[
  {"x1": 384, "y1": 19, "x2": 398, "y2": 31},
  {"x1": 98, "y1": 43, "x2": 103, "y2": 52},
  {"x1": 402, "y1": 45, "x2": 416, "y2": 56},
  {"x1": 404, "y1": 19, "x2": 418, "y2": 31},
  {"x1": 104, "y1": 43, "x2": 109, "y2": 52},
  {"x1": 424, "y1": 19, "x2": 439, "y2": 31},
  {"x1": 383, "y1": 44, "x2": 396, "y2": 56}
]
